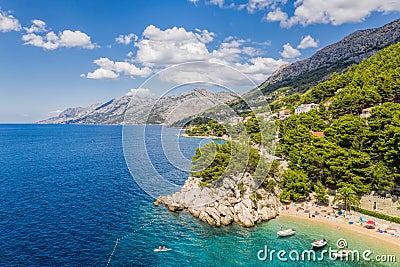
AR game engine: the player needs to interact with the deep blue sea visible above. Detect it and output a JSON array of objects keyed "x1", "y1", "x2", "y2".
[{"x1": 0, "y1": 124, "x2": 398, "y2": 266}]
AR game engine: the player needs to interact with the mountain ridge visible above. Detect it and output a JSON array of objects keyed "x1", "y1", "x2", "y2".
[
  {"x1": 259, "y1": 18, "x2": 400, "y2": 95},
  {"x1": 39, "y1": 88, "x2": 238, "y2": 126}
]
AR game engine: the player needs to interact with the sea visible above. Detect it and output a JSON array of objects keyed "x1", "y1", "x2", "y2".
[{"x1": 0, "y1": 124, "x2": 398, "y2": 266}]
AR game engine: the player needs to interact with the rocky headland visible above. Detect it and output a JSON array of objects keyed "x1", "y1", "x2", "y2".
[{"x1": 157, "y1": 173, "x2": 281, "y2": 227}]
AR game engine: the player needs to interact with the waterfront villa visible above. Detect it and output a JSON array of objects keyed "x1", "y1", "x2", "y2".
[{"x1": 295, "y1": 103, "x2": 319, "y2": 115}]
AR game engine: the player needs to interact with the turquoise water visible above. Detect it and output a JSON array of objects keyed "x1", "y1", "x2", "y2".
[{"x1": 0, "y1": 124, "x2": 398, "y2": 266}]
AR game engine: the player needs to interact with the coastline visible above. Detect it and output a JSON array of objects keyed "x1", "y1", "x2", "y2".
[
  {"x1": 178, "y1": 133, "x2": 230, "y2": 141},
  {"x1": 278, "y1": 204, "x2": 400, "y2": 248}
]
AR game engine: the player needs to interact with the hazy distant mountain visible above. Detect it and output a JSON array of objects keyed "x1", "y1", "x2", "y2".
[{"x1": 39, "y1": 88, "x2": 238, "y2": 126}]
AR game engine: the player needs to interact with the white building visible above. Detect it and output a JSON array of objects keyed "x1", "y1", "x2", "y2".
[{"x1": 295, "y1": 103, "x2": 319, "y2": 115}]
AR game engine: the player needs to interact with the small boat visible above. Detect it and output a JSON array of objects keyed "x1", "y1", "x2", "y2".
[
  {"x1": 277, "y1": 229, "x2": 296, "y2": 237},
  {"x1": 312, "y1": 239, "x2": 328, "y2": 249},
  {"x1": 154, "y1": 248, "x2": 172, "y2": 252},
  {"x1": 332, "y1": 250, "x2": 351, "y2": 259}
]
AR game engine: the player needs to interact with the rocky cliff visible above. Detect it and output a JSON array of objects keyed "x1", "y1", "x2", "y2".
[
  {"x1": 158, "y1": 173, "x2": 280, "y2": 227},
  {"x1": 39, "y1": 88, "x2": 238, "y2": 126}
]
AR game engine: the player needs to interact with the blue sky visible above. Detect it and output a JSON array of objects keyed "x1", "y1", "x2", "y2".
[{"x1": 0, "y1": 0, "x2": 399, "y2": 122}]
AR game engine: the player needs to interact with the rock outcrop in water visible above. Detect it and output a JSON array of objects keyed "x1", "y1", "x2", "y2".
[{"x1": 158, "y1": 173, "x2": 280, "y2": 227}]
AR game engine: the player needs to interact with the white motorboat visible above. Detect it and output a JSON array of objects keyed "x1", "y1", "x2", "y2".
[
  {"x1": 312, "y1": 239, "x2": 328, "y2": 248},
  {"x1": 154, "y1": 248, "x2": 172, "y2": 252},
  {"x1": 277, "y1": 229, "x2": 296, "y2": 237}
]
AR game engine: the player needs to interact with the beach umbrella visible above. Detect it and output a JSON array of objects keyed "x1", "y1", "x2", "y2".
[
  {"x1": 359, "y1": 217, "x2": 366, "y2": 222},
  {"x1": 366, "y1": 220, "x2": 376, "y2": 225}
]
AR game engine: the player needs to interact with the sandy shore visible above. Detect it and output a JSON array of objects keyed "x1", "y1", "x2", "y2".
[{"x1": 278, "y1": 203, "x2": 400, "y2": 248}]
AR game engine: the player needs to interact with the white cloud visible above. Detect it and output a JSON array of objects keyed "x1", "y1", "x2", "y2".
[
  {"x1": 84, "y1": 57, "x2": 152, "y2": 79},
  {"x1": 195, "y1": 28, "x2": 215, "y2": 43},
  {"x1": 22, "y1": 29, "x2": 96, "y2": 50},
  {"x1": 125, "y1": 88, "x2": 154, "y2": 98},
  {"x1": 156, "y1": 57, "x2": 287, "y2": 86},
  {"x1": 204, "y1": 0, "x2": 287, "y2": 12},
  {"x1": 24, "y1": 19, "x2": 46, "y2": 33},
  {"x1": 297, "y1": 35, "x2": 318, "y2": 49},
  {"x1": 242, "y1": 46, "x2": 260, "y2": 56},
  {"x1": 207, "y1": 0, "x2": 225, "y2": 8},
  {"x1": 188, "y1": 0, "x2": 200, "y2": 4},
  {"x1": 134, "y1": 26, "x2": 262, "y2": 68},
  {"x1": 233, "y1": 57, "x2": 287, "y2": 82},
  {"x1": 280, "y1": 43, "x2": 301, "y2": 58},
  {"x1": 134, "y1": 25, "x2": 213, "y2": 66},
  {"x1": 115, "y1": 33, "x2": 137, "y2": 44},
  {"x1": 211, "y1": 39, "x2": 245, "y2": 63},
  {"x1": 60, "y1": 30, "x2": 95, "y2": 48},
  {"x1": 264, "y1": 7, "x2": 288, "y2": 23},
  {"x1": 86, "y1": 68, "x2": 119, "y2": 79},
  {"x1": 0, "y1": 10, "x2": 21, "y2": 32},
  {"x1": 85, "y1": 25, "x2": 284, "y2": 84},
  {"x1": 246, "y1": 0, "x2": 287, "y2": 13},
  {"x1": 274, "y1": 0, "x2": 400, "y2": 28}
]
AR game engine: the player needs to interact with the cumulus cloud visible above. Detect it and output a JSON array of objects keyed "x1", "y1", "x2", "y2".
[
  {"x1": 0, "y1": 10, "x2": 21, "y2": 32},
  {"x1": 207, "y1": 0, "x2": 225, "y2": 8},
  {"x1": 269, "y1": 0, "x2": 400, "y2": 28},
  {"x1": 125, "y1": 88, "x2": 154, "y2": 98},
  {"x1": 84, "y1": 57, "x2": 152, "y2": 79},
  {"x1": 22, "y1": 29, "x2": 96, "y2": 50},
  {"x1": 246, "y1": 0, "x2": 287, "y2": 13},
  {"x1": 280, "y1": 43, "x2": 301, "y2": 58},
  {"x1": 115, "y1": 33, "x2": 137, "y2": 44},
  {"x1": 264, "y1": 7, "x2": 288, "y2": 23},
  {"x1": 85, "y1": 25, "x2": 286, "y2": 84},
  {"x1": 195, "y1": 28, "x2": 215, "y2": 43},
  {"x1": 211, "y1": 39, "x2": 245, "y2": 63},
  {"x1": 297, "y1": 35, "x2": 318, "y2": 49},
  {"x1": 233, "y1": 57, "x2": 287, "y2": 82},
  {"x1": 204, "y1": 0, "x2": 288, "y2": 13},
  {"x1": 24, "y1": 19, "x2": 46, "y2": 33},
  {"x1": 134, "y1": 25, "x2": 213, "y2": 66},
  {"x1": 86, "y1": 68, "x2": 119, "y2": 79}
]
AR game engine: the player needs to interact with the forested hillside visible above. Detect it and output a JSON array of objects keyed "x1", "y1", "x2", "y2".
[{"x1": 278, "y1": 42, "x2": 400, "y2": 201}]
